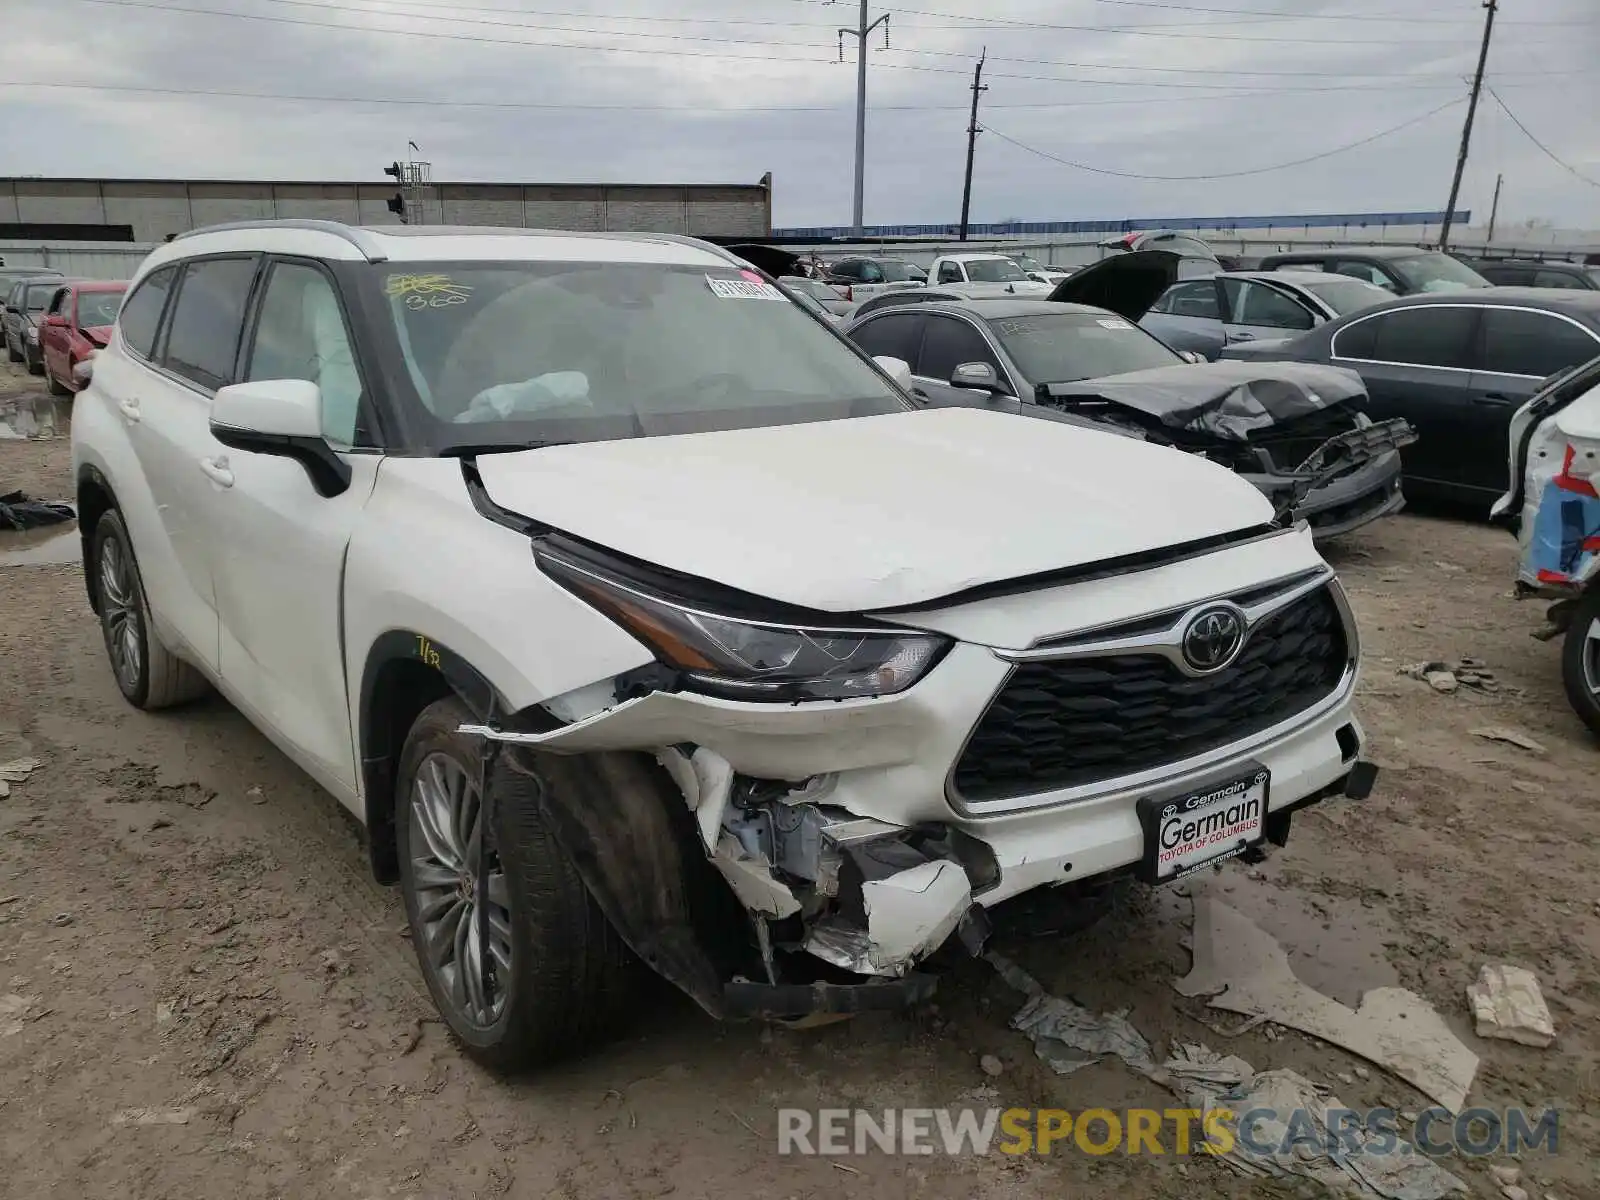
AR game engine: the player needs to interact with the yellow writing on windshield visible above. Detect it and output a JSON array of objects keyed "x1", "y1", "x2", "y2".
[{"x1": 384, "y1": 273, "x2": 474, "y2": 310}]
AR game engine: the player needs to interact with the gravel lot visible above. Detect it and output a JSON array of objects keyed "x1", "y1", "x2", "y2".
[{"x1": 2, "y1": 360, "x2": 1597, "y2": 1200}]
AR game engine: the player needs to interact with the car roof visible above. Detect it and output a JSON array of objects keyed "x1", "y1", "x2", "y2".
[
  {"x1": 1214, "y1": 270, "x2": 1378, "y2": 286},
  {"x1": 1263, "y1": 246, "x2": 1433, "y2": 261},
  {"x1": 901, "y1": 298, "x2": 1109, "y2": 320},
  {"x1": 1478, "y1": 259, "x2": 1585, "y2": 269},
  {"x1": 1353, "y1": 287, "x2": 1600, "y2": 315},
  {"x1": 941, "y1": 252, "x2": 1013, "y2": 261},
  {"x1": 139, "y1": 220, "x2": 746, "y2": 277}
]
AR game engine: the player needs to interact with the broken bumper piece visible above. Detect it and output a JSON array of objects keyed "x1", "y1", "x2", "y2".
[{"x1": 723, "y1": 973, "x2": 938, "y2": 1020}]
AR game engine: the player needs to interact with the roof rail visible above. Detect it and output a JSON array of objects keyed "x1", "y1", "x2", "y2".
[{"x1": 170, "y1": 219, "x2": 389, "y2": 263}]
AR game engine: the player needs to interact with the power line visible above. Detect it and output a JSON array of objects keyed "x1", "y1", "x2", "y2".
[
  {"x1": 49, "y1": 0, "x2": 1513, "y2": 93},
  {"x1": 981, "y1": 97, "x2": 1461, "y2": 181},
  {"x1": 993, "y1": 0, "x2": 1595, "y2": 25},
  {"x1": 1488, "y1": 87, "x2": 1600, "y2": 189},
  {"x1": 0, "y1": 78, "x2": 1492, "y2": 109}
]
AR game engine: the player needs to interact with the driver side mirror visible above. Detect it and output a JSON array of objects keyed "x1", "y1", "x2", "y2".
[
  {"x1": 1178, "y1": 350, "x2": 1206, "y2": 364},
  {"x1": 872, "y1": 355, "x2": 914, "y2": 391},
  {"x1": 209, "y1": 379, "x2": 351, "y2": 498},
  {"x1": 43, "y1": 313, "x2": 67, "y2": 328},
  {"x1": 951, "y1": 361, "x2": 1003, "y2": 393}
]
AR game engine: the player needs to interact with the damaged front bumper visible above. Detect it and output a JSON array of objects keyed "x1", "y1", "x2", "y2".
[
  {"x1": 1253, "y1": 447, "x2": 1406, "y2": 539},
  {"x1": 459, "y1": 532, "x2": 1372, "y2": 1020}
]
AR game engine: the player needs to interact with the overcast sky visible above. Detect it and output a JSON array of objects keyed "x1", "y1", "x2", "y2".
[{"x1": 1, "y1": 0, "x2": 1596, "y2": 230}]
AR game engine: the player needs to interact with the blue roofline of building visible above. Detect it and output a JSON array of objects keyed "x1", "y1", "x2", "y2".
[{"x1": 772, "y1": 211, "x2": 1470, "y2": 239}]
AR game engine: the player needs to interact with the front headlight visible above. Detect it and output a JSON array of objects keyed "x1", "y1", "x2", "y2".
[{"x1": 536, "y1": 547, "x2": 948, "y2": 702}]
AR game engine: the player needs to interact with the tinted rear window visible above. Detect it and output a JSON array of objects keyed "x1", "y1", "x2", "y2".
[
  {"x1": 117, "y1": 267, "x2": 176, "y2": 359},
  {"x1": 163, "y1": 257, "x2": 259, "y2": 391}
]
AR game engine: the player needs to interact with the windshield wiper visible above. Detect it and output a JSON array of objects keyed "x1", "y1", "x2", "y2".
[{"x1": 436, "y1": 439, "x2": 571, "y2": 458}]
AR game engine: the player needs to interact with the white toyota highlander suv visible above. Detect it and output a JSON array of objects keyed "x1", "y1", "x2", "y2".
[{"x1": 71, "y1": 221, "x2": 1375, "y2": 1068}]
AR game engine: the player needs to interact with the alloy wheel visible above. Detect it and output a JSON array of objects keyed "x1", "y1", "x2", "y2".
[
  {"x1": 99, "y1": 534, "x2": 143, "y2": 694},
  {"x1": 408, "y1": 753, "x2": 513, "y2": 1028}
]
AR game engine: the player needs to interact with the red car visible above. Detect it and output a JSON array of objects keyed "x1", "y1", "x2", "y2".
[{"x1": 39, "y1": 280, "x2": 127, "y2": 395}]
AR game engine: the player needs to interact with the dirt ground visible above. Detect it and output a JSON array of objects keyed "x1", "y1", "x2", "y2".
[{"x1": 2, "y1": 359, "x2": 1597, "y2": 1200}]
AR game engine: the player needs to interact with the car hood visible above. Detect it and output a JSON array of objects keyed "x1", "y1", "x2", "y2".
[
  {"x1": 948, "y1": 279, "x2": 1052, "y2": 298},
  {"x1": 472, "y1": 407, "x2": 1273, "y2": 613},
  {"x1": 1039, "y1": 360, "x2": 1367, "y2": 444},
  {"x1": 1047, "y1": 250, "x2": 1180, "y2": 321}
]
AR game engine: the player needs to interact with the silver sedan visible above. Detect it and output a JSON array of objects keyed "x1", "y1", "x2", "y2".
[{"x1": 1141, "y1": 270, "x2": 1393, "y2": 360}]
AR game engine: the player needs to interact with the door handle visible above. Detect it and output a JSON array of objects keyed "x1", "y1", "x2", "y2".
[
  {"x1": 117, "y1": 398, "x2": 141, "y2": 423},
  {"x1": 1228, "y1": 331, "x2": 1256, "y2": 341},
  {"x1": 1474, "y1": 392, "x2": 1514, "y2": 406},
  {"x1": 198, "y1": 456, "x2": 234, "y2": 488}
]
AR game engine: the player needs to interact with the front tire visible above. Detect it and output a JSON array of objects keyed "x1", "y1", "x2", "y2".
[
  {"x1": 91, "y1": 510, "x2": 209, "y2": 709},
  {"x1": 1560, "y1": 589, "x2": 1600, "y2": 738},
  {"x1": 25, "y1": 344, "x2": 42, "y2": 375},
  {"x1": 395, "y1": 698, "x2": 633, "y2": 1071},
  {"x1": 5, "y1": 336, "x2": 20, "y2": 363},
  {"x1": 47, "y1": 363, "x2": 69, "y2": 396}
]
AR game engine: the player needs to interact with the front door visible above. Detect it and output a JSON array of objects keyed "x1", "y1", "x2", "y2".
[
  {"x1": 1330, "y1": 304, "x2": 1480, "y2": 492},
  {"x1": 209, "y1": 258, "x2": 377, "y2": 801},
  {"x1": 1219, "y1": 278, "x2": 1318, "y2": 347}
]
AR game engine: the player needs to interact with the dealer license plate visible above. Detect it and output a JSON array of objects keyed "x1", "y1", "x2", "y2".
[{"x1": 1138, "y1": 767, "x2": 1269, "y2": 883}]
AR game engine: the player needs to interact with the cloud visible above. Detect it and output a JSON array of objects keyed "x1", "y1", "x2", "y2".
[{"x1": 0, "y1": 0, "x2": 1594, "y2": 227}]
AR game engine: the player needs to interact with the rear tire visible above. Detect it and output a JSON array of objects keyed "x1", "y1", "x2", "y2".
[
  {"x1": 91, "y1": 510, "x2": 209, "y2": 709},
  {"x1": 5, "y1": 337, "x2": 19, "y2": 364},
  {"x1": 1560, "y1": 589, "x2": 1600, "y2": 738},
  {"x1": 47, "y1": 365, "x2": 69, "y2": 396},
  {"x1": 25, "y1": 345, "x2": 42, "y2": 375},
  {"x1": 395, "y1": 698, "x2": 634, "y2": 1071}
]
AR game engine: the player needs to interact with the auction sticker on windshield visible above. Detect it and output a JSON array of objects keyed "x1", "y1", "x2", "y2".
[
  {"x1": 707, "y1": 274, "x2": 788, "y2": 301},
  {"x1": 1137, "y1": 767, "x2": 1268, "y2": 883}
]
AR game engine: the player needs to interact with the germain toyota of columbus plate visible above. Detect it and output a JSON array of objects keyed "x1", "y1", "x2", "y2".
[{"x1": 1138, "y1": 766, "x2": 1270, "y2": 883}]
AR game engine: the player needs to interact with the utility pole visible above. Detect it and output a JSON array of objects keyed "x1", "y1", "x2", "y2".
[
  {"x1": 836, "y1": 0, "x2": 890, "y2": 237},
  {"x1": 1486, "y1": 172, "x2": 1504, "y2": 244},
  {"x1": 958, "y1": 50, "x2": 987, "y2": 242},
  {"x1": 1439, "y1": 0, "x2": 1497, "y2": 252}
]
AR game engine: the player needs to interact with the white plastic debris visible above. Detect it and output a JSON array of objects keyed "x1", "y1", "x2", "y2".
[
  {"x1": 0, "y1": 757, "x2": 42, "y2": 799},
  {"x1": 1176, "y1": 899, "x2": 1479, "y2": 1113},
  {"x1": 110, "y1": 1107, "x2": 196, "y2": 1126},
  {"x1": 1466, "y1": 964, "x2": 1555, "y2": 1048},
  {"x1": 1470, "y1": 727, "x2": 1546, "y2": 754},
  {"x1": 988, "y1": 952, "x2": 1155, "y2": 1076}
]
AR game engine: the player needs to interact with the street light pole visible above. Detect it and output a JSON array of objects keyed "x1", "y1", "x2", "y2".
[{"x1": 1440, "y1": 0, "x2": 1498, "y2": 252}]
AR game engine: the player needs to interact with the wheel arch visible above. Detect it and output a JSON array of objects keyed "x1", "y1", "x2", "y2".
[
  {"x1": 75, "y1": 464, "x2": 119, "y2": 614},
  {"x1": 358, "y1": 630, "x2": 507, "y2": 883}
]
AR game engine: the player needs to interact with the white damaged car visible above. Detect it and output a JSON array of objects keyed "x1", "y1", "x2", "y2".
[{"x1": 71, "y1": 221, "x2": 1376, "y2": 1068}]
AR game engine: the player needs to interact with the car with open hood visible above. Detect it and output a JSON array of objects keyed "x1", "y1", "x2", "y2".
[
  {"x1": 39, "y1": 280, "x2": 127, "y2": 395},
  {"x1": 844, "y1": 250, "x2": 1415, "y2": 539},
  {"x1": 1492, "y1": 354, "x2": 1600, "y2": 735},
  {"x1": 72, "y1": 220, "x2": 1376, "y2": 1069}
]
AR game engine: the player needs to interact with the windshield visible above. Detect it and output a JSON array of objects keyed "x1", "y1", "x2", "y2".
[
  {"x1": 1392, "y1": 253, "x2": 1490, "y2": 293},
  {"x1": 965, "y1": 258, "x2": 1030, "y2": 283},
  {"x1": 371, "y1": 262, "x2": 909, "y2": 449},
  {"x1": 1301, "y1": 279, "x2": 1393, "y2": 315},
  {"x1": 877, "y1": 260, "x2": 925, "y2": 283},
  {"x1": 1012, "y1": 255, "x2": 1044, "y2": 272},
  {"x1": 992, "y1": 313, "x2": 1181, "y2": 383},
  {"x1": 1587, "y1": 269, "x2": 1600, "y2": 288},
  {"x1": 25, "y1": 284, "x2": 60, "y2": 312},
  {"x1": 76, "y1": 291, "x2": 124, "y2": 326}
]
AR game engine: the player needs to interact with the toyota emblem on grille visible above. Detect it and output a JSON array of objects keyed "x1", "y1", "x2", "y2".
[{"x1": 1181, "y1": 606, "x2": 1246, "y2": 673}]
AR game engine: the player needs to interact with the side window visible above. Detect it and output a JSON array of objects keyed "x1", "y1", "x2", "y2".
[
  {"x1": 830, "y1": 260, "x2": 861, "y2": 281},
  {"x1": 1477, "y1": 309, "x2": 1600, "y2": 378},
  {"x1": 1232, "y1": 281, "x2": 1315, "y2": 330},
  {"x1": 1163, "y1": 281, "x2": 1221, "y2": 319},
  {"x1": 1331, "y1": 314, "x2": 1380, "y2": 359},
  {"x1": 1482, "y1": 266, "x2": 1534, "y2": 286},
  {"x1": 244, "y1": 261, "x2": 364, "y2": 448},
  {"x1": 162, "y1": 257, "x2": 259, "y2": 391},
  {"x1": 116, "y1": 265, "x2": 177, "y2": 360},
  {"x1": 850, "y1": 313, "x2": 923, "y2": 366},
  {"x1": 919, "y1": 316, "x2": 1000, "y2": 381},
  {"x1": 859, "y1": 262, "x2": 884, "y2": 284},
  {"x1": 937, "y1": 262, "x2": 964, "y2": 285},
  {"x1": 1533, "y1": 269, "x2": 1584, "y2": 290},
  {"x1": 1331, "y1": 260, "x2": 1394, "y2": 290},
  {"x1": 1369, "y1": 306, "x2": 1477, "y2": 368}
]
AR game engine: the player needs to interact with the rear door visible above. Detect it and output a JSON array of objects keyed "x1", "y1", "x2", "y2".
[
  {"x1": 1329, "y1": 304, "x2": 1480, "y2": 490},
  {"x1": 1219, "y1": 278, "x2": 1317, "y2": 348},
  {"x1": 1141, "y1": 279, "x2": 1226, "y2": 358},
  {"x1": 915, "y1": 313, "x2": 1010, "y2": 392},
  {"x1": 1466, "y1": 306, "x2": 1600, "y2": 494},
  {"x1": 135, "y1": 255, "x2": 263, "y2": 670}
]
